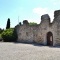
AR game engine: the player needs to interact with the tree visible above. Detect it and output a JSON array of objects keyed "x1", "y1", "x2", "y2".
[{"x1": 6, "y1": 18, "x2": 10, "y2": 29}]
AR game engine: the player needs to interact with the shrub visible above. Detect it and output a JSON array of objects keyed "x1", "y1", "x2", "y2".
[
  {"x1": 29, "y1": 22, "x2": 37, "y2": 26},
  {"x1": 1, "y1": 28, "x2": 17, "y2": 42},
  {"x1": 0, "y1": 28, "x2": 4, "y2": 34}
]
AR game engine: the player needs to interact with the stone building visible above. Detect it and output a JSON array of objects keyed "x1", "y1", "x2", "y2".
[{"x1": 15, "y1": 10, "x2": 60, "y2": 46}]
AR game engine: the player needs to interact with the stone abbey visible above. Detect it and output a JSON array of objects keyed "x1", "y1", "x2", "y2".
[{"x1": 15, "y1": 10, "x2": 60, "y2": 46}]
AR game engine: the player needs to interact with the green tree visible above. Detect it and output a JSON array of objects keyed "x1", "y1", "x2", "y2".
[
  {"x1": 6, "y1": 18, "x2": 10, "y2": 29},
  {"x1": 29, "y1": 22, "x2": 37, "y2": 26}
]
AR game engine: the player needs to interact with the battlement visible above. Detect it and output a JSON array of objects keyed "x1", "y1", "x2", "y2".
[
  {"x1": 54, "y1": 10, "x2": 60, "y2": 18},
  {"x1": 41, "y1": 14, "x2": 50, "y2": 23},
  {"x1": 41, "y1": 14, "x2": 50, "y2": 20}
]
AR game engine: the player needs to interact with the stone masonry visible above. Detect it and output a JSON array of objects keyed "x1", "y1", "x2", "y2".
[{"x1": 15, "y1": 10, "x2": 60, "y2": 46}]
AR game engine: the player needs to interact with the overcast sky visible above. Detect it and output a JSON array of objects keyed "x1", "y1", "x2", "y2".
[{"x1": 0, "y1": 0, "x2": 60, "y2": 29}]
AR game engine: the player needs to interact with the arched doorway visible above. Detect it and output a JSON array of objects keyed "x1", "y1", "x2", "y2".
[{"x1": 47, "y1": 32, "x2": 53, "y2": 46}]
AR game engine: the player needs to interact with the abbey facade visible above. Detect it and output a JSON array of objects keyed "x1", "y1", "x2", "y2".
[{"x1": 15, "y1": 10, "x2": 60, "y2": 46}]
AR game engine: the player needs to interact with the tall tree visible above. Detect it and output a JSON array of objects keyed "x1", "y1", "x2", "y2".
[{"x1": 6, "y1": 18, "x2": 10, "y2": 29}]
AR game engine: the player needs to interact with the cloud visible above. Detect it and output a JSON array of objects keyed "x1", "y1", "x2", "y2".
[
  {"x1": 33, "y1": 7, "x2": 48, "y2": 15},
  {"x1": 53, "y1": 2, "x2": 57, "y2": 5},
  {"x1": 33, "y1": 7, "x2": 54, "y2": 22},
  {"x1": 51, "y1": 0, "x2": 60, "y2": 5}
]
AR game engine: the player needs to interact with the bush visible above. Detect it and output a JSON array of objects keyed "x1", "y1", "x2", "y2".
[
  {"x1": 0, "y1": 28, "x2": 4, "y2": 34},
  {"x1": 1, "y1": 28, "x2": 17, "y2": 42},
  {"x1": 29, "y1": 22, "x2": 37, "y2": 26}
]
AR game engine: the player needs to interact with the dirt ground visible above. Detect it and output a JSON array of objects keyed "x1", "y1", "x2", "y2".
[{"x1": 0, "y1": 42, "x2": 60, "y2": 60}]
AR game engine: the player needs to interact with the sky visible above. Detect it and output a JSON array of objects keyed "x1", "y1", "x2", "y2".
[{"x1": 0, "y1": 0, "x2": 60, "y2": 29}]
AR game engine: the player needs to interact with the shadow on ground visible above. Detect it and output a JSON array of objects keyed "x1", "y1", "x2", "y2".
[
  {"x1": 0, "y1": 41, "x2": 60, "y2": 48},
  {"x1": 13, "y1": 41, "x2": 60, "y2": 48}
]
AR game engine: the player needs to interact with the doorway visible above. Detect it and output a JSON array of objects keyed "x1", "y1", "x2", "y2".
[{"x1": 47, "y1": 32, "x2": 53, "y2": 46}]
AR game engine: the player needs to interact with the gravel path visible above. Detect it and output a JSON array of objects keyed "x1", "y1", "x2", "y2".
[{"x1": 0, "y1": 42, "x2": 60, "y2": 60}]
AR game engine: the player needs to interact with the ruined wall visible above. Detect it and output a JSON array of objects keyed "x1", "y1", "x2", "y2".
[
  {"x1": 15, "y1": 10, "x2": 60, "y2": 46},
  {"x1": 52, "y1": 10, "x2": 60, "y2": 46},
  {"x1": 15, "y1": 14, "x2": 51, "y2": 45},
  {"x1": 15, "y1": 20, "x2": 34, "y2": 43}
]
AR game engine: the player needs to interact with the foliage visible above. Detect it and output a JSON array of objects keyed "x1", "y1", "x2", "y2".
[
  {"x1": 0, "y1": 28, "x2": 4, "y2": 39},
  {"x1": 6, "y1": 18, "x2": 10, "y2": 29},
  {"x1": 1, "y1": 28, "x2": 17, "y2": 42},
  {"x1": 0, "y1": 34, "x2": 1, "y2": 38},
  {"x1": 29, "y1": 22, "x2": 37, "y2": 26},
  {"x1": 0, "y1": 28, "x2": 4, "y2": 34}
]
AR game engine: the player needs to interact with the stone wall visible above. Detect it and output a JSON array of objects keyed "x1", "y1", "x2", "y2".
[
  {"x1": 15, "y1": 10, "x2": 60, "y2": 46},
  {"x1": 53, "y1": 10, "x2": 60, "y2": 46}
]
